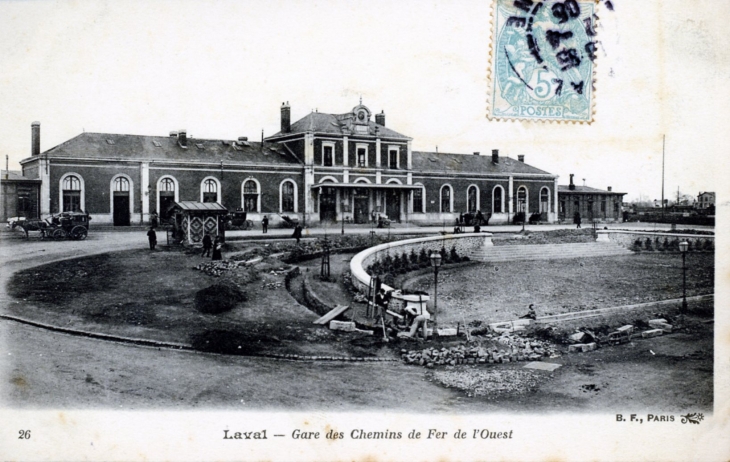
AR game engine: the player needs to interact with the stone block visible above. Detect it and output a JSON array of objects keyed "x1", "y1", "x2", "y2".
[
  {"x1": 568, "y1": 344, "x2": 586, "y2": 353},
  {"x1": 329, "y1": 320, "x2": 357, "y2": 332},
  {"x1": 616, "y1": 325, "x2": 634, "y2": 334},
  {"x1": 437, "y1": 328, "x2": 458, "y2": 337},
  {"x1": 569, "y1": 332, "x2": 587, "y2": 343},
  {"x1": 648, "y1": 319, "x2": 668, "y2": 327},
  {"x1": 642, "y1": 329, "x2": 664, "y2": 338},
  {"x1": 582, "y1": 343, "x2": 597, "y2": 352}
]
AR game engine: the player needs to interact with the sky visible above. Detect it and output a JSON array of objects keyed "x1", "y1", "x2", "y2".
[{"x1": 0, "y1": 0, "x2": 728, "y2": 202}]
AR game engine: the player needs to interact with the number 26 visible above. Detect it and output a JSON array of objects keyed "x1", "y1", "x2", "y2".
[{"x1": 19, "y1": 430, "x2": 31, "y2": 439}]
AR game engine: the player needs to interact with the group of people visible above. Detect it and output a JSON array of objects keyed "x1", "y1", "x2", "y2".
[
  {"x1": 454, "y1": 209, "x2": 489, "y2": 233},
  {"x1": 146, "y1": 227, "x2": 223, "y2": 260}
]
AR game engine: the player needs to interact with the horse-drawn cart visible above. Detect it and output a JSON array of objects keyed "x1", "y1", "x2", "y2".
[{"x1": 10, "y1": 211, "x2": 91, "y2": 240}]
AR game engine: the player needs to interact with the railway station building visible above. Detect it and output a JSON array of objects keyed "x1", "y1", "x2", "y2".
[{"x1": 18, "y1": 102, "x2": 560, "y2": 227}]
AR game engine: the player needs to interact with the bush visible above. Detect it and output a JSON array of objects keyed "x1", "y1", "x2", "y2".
[
  {"x1": 644, "y1": 237, "x2": 653, "y2": 251},
  {"x1": 419, "y1": 248, "x2": 429, "y2": 264},
  {"x1": 632, "y1": 238, "x2": 643, "y2": 251},
  {"x1": 409, "y1": 248, "x2": 419, "y2": 265},
  {"x1": 194, "y1": 283, "x2": 247, "y2": 314},
  {"x1": 513, "y1": 212, "x2": 526, "y2": 224}
]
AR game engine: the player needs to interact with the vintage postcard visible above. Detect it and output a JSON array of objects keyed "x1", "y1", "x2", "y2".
[{"x1": 0, "y1": 0, "x2": 728, "y2": 461}]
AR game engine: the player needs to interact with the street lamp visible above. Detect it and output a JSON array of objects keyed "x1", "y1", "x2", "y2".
[
  {"x1": 679, "y1": 241, "x2": 689, "y2": 313},
  {"x1": 341, "y1": 199, "x2": 347, "y2": 235},
  {"x1": 430, "y1": 252, "x2": 442, "y2": 324},
  {"x1": 519, "y1": 198, "x2": 526, "y2": 232}
]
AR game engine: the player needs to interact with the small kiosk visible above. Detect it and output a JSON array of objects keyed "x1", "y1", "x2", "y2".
[{"x1": 167, "y1": 201, "x2": 228, "y2": 245}]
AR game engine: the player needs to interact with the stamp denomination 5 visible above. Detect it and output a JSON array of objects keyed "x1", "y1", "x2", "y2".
[{"x1": 488, "y1": 0, "x2": 598, "y2": 122}]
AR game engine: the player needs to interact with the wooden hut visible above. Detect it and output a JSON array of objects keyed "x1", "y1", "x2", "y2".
[{"x1": 168, "y1": 201, "x2": 228, "y2": 245}]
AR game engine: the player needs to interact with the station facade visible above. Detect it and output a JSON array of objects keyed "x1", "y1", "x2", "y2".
[{"x1": 19, "y1": 102, "x2": 560, "y2": 226}]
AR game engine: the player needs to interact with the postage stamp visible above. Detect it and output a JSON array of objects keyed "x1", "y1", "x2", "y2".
[{"x1": 488, "y1": 0, "x2": 598, "y2": 122}]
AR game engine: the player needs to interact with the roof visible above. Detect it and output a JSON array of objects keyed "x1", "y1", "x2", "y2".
[
  {"x1": 268, "y1": 111, "x2": 411, "y2": 140},
  {"x1": 559, "y1": 185, "x2": 626, "y2": 195},
  {"x1": 172, "y1": 201, "x2": 228, "y2": 212},
  {"x1": 31, "y1": 133, "x2": 301, "y2": 165},
  {"x1": 412, "y1": 152, "x2": 553, "y2": 176},
  {"x1": 1, "y1": 170, "x2": 41, "y2": 182}
]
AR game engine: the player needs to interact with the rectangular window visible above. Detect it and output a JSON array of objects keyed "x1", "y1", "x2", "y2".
[
  {"x1": 413, "y1": 189, "x2": 423, "y2": 213},
  {"x1": 63, "y1": 192, "x2": 81, "y2": 212},
  {"x1": 388, "y1": 148, "x2": 398, "y2": 169},
  {"x1": 357, "y1": 148, "x2": 366, "y2": 167},
  {"x1": 323, "y1": 145, "x2": 334, "y2": 166},
  {"x1": 601, "y1": 197, "x2": 607, "y2": 213}
]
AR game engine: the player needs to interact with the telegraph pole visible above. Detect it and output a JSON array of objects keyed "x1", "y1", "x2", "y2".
[{"x1": 661, "y1": 135, "x2": 665, "y2": 216}]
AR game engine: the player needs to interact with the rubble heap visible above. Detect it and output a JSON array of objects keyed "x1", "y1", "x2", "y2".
[
  {"x1": 193, "y1": 260, "x2": 244, "y2": 277},
  {"x1": 401, "y1": 334, "x2": 557, "y2": 367}
]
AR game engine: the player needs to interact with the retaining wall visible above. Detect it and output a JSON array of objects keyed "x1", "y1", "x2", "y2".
[
  {"x1": 596, "y1": 230, "x2": 714, "y2": 250},
  {"x1": 350, "y1": 233, "x2": 493, "y2": 299}
]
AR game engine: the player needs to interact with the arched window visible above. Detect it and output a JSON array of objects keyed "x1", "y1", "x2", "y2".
[
  {"x1": 517, "y1": 186, "x2": 528, "y2": 214},
  {"x1": 243, "y1": 179, "x2": 259, "y2": 212},
  {"x1": 281, "y1": 180, "x2": 296, "y2": 213},
  {"x1": 492, "y1": 186, "x2": 504, "y2": 214},
  {"x1": 62, "y1": 175, "x2": 82, "y2": 212},
  {"x1": 160, "y1": 178, "x2": 175, "y2": 192},
  {"x1": 202, "y1": 179, "x2": 218, "y2": 203},
  {"x1": 113, "y1": 176, "x2": 130, "y2": 192},
  {"x1": 467, "y1": 185, "x2": 479, "y2": 213},
  {"x1": 158, "y1": 176, "x2": 177, "y2": 219},
  {"x1": 440, "y1": 185, "x2": 452, "y2": 213},
  {"x1": 540, "y1": 187, "x2": 550, "y2": 214}
]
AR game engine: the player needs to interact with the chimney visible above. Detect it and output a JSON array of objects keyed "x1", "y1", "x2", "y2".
[
  {"x1": 31, "y1": 121, "x2": 40, "y2": 156},
  {"x1": 492, "y1": 149, "x2": 499, "y2": 163},
  {"x1": 518, "y1": 155, "x2": 525, "y2": 162},
  {"x1": 281, "y1": 102, "x2": 291, "y2": 133},
  {"x1": 169, "y1": 131, "x2": 178, "y2": 137},
  {"x1": 238, "y1": 136, "x2": 248, "y2": 142},
  {"x1": 375, "y1": 110, "x2": 386, "y2": 127},
  {"x1": 607, "y1": 186, "x2": 612, "y2": 192},
  {"x1": 473, "y1": 151, "x2": 480, "y2": 156},
  {"x1": 178, "y1": 129, "x2": 187, "y2": 148},
  {"x1": 569, "y1": 174, "x2": 575, "y2": 190}
]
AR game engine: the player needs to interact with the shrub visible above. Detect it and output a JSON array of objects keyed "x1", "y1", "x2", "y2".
[
  {"x1": 513, "y1": 212, "x2": 525, "y2": 224},
  {"x1": 644, "y1": 237, "x2": 653, "y2": 250},
  {"x1": 409, "y1": 248, "x2": 419, "y2": 265},
  {"x1": 419, "y1": 248, "x2": 429, "y2": 264},
  {"x1": 704, "y1": 239, "x2": 714, "y2": 251},
  {"x1": 194, "y1": 283, "x2": 247, "y2": 314},
  {"x1": 632, "y1": 238, "x2": 643, "y2": 251}
]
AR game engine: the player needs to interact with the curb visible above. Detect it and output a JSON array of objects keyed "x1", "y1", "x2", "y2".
[{"x1": 0, "y1": 314, "x2": 398, "y2": 363}]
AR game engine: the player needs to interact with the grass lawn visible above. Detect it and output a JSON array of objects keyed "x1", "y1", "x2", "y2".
[{"x1": 402, "y1": 252, "x2": 714, "y2": 324}]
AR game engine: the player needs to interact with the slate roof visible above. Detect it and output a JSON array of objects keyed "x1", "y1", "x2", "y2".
[
  {"x1": 268, "y1": 112, "x2": 410, "y2": 140},
  {"x1": 559, "y1": 185, "x2": 626, "y2": 195},
  {"x1": 1, "y1": 170, "x2": 40, "y2": 181},
  {"x1": 412, "y1": 151, "x2": 553, "y2": 176},
  {"x1": 33, "y1": 132, "x2": 301, "y2": 165}
]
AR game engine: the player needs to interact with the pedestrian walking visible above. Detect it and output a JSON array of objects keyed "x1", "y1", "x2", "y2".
[
  {"x1": 574, "y1": 211, "x2": 582, "y2": 229},
  {"x1": 292, "y1": 223, "x2": 303, "y2": 244},
  {"x1": 212, "y1": 235, "x2": 223, "y2": 261},
  {"x1": 201, "y1": 233, "x2": 212, "y2": 257},
  {"x1": 147, "y1": 227, "x2": 157, "y2": 250},
  {"x1": 262, "y1": 215, "x2": 269, "y2": 234}
]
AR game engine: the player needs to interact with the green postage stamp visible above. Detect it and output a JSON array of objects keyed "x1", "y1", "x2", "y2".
[{"x1": 488, "y1": 0, "x2": 597, "y2": 122}]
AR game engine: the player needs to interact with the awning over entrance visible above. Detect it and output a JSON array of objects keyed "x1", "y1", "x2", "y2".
[{"x1": 310, "y1": 183, "x2": 422, "y2": 190}]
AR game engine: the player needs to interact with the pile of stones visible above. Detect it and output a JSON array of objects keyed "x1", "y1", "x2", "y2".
[
  {"x1": 401, "y1": 335, "x2": 557, "y2": 368},
  {"x1": 193, "y1": 260, "x2": 244, "y2": 277}
]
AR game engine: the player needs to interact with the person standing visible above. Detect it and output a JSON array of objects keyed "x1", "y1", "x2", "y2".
[
  {"x1": 574, "y1": 211, "x2": 582, "y2": 229},
  {"x1": 212, "y1": 235, "x2": 223, "y2": 261},
  {"x1": 201, "y1": 233, "x2": 212, "y2": 257},
  {"x1": 147, "y1": 227, "x2": 157, "y2": 250},
  {"x1": 262, "y1": 215, "x2": 269, "y2": 234},
  {"x1": 475, "y1": 209, "x2": 484, "y2": 226},
  {"x1": 292, "y1": 224, "x2": 303, "y2": 244}
]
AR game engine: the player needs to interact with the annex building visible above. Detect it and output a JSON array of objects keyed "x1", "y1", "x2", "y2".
[{"x1": 18, "y1": 102, "x2": 561, "y2": 227}]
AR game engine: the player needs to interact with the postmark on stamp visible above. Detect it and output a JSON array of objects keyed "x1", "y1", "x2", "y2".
[{"x1": 488, "y1": 0, "x2": 598, "y2": 122}]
